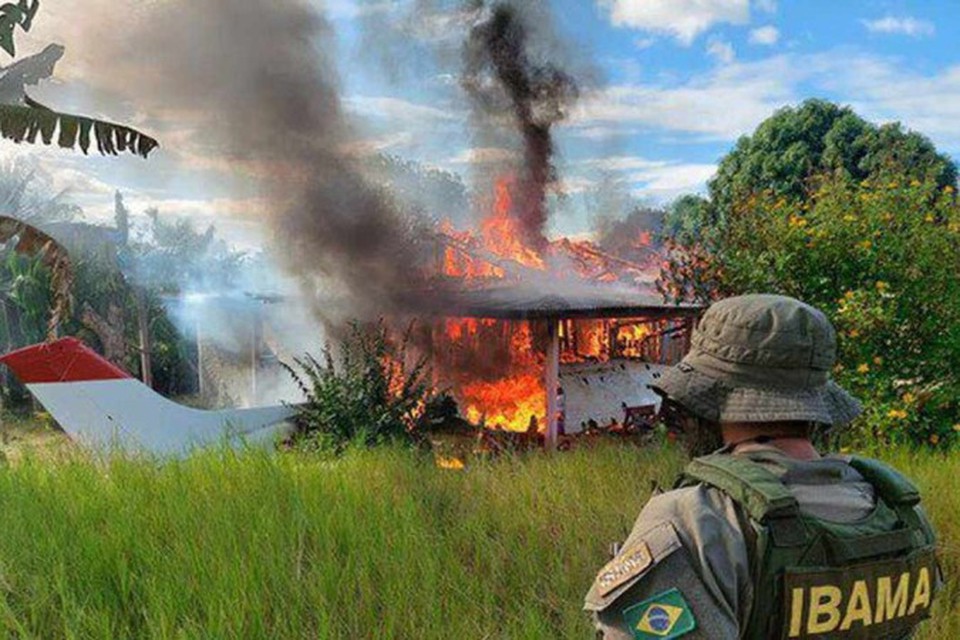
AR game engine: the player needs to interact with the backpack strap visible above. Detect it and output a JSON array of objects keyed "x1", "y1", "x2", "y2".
[{"x1": 680, "y1": 454, "x2": 800, "y2": 523}]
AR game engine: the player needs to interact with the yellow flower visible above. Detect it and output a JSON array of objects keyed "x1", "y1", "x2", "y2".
[
  {"x1": 844, "y1": 290, "x2": 856, "y2": 301},
  {"x1": 857, "y1": 363, "x2": 870, "y2": 374},
  {"x1": 858, "y1": 240, "x2": 873, "y2": 251},
  {"x1": 946, "y1": 185, "x2": 955, "y2": 194},
  {"x1": 952, "y1": 423, "x2": 960, "y2": 432},
  {"x1": 930, "y1": 434, "x2": 940, "y2": 445},
  {"x1": 875, "y1": 281, "x2": 889, "y2": 291},
  {"x1": 843, "y1": 214, "x2": 857, "y2": 223},
  {"x1": 436, "y1": 457, "x2": 465, "y2": 470},
  {"x1": 910, "y1": 179, "x2": 921, "y2": 187},
  {"x1": 886, "y1": 409, "x2": 907, "y2": 419},
  {"x1": 873, "y1": 356, "x2": 883, "y2": 366},
  {"x1": 849, "y1": 329, "x2": 861, "y2": 339},
  {"x1": 882, "y1": 213, "x2": 894, "y2": 223},
  {"x1": 888, "y1": 181, "x2": 899, "y2": 189},
  {"x1": 925, "y1": 214, "x2": 935, "y2": 223},
  {"x1": 902, "y1": 393, "x2": 916, "y2": 404}
]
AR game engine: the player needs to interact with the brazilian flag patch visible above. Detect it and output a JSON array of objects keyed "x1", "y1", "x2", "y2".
[{"x1": 622, "y1": 588, "x2": 696, "y2": 639}]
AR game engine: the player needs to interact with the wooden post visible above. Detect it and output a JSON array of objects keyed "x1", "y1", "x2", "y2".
[
  {"x1": 545, "y1": 319, "x2": 560, "y2": 452},
  {"x1": 251, "y1": 305, "x2": 262, "y2": 406},
  {"x1": 196, "y1": 315, "x2": 205, "y2": 398},
  {"x1": 136, "y1": 290, "x2": 153, "y2": 389}
]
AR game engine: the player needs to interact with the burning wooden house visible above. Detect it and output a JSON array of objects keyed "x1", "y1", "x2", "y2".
[
  {"x1": 415, "y1": 282, "x2": 700, "y2": 450},
  {"x1": 410, "y1": 178, "x2": 703, "y2": 450}
]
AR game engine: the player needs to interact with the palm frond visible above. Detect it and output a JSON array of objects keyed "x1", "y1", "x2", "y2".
[
  {"x1": 0, "y1": 0, "x2": 38, "y2": 58},
  {"x1": 0, "y1": 98, "x2": 158, "y2": 158}
]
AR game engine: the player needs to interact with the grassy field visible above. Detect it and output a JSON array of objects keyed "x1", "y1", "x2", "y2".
[{"x1": 0, "y1": 425, "x2": 954, "y2": 638}]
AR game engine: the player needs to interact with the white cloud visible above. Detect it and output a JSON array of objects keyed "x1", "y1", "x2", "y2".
[
  {"x1": 566, "y1": 125, "x2": 643, "y2": 141},
  {"x1": 324, "y1": 0, "x2": 397, "y2": 21},
  {"x1": 567, "y1": 48, "x2": 960, "y2": 154},
  {"x1": 449, "y1": 147, "x2": 518, "y2": 165},
  {"x1": 598, "y1": 0, "x2": 750, "y2": 45},
  {"x1": 570, "y1": 55, "x2": 798, "y2": 140},
  {"x1": 574, "y1": 153, "x2": 715, "y2": 202},
  {"x1": 343, "y1": 96, "x2": 460, "y2": 124},
  {"x1": 707, "y1": 37, "x2": 736, "y2": 64},
  {"x1": 862, "y1": 17, "x2": 935, "y2": 38},
  {"x1": 580, "y1": 156, "x2": 671, "y2": 172},
  {"x1": 814, "y1": 55, "x2": 960, "y2": 151},
  {"x1": 749, "y1": 25, "x2": 779, "y2": 45},
  {"x1": 633, "y1": 37, "x2": 657, "y2": 50},
  {"x1": 755, "y1": 0, "x2": 777, "y2": 13},
  {"x1": 628, "y1": 163, "x2": 717, "y2": 201},
  {"x1": 342, "y1": 131, "x2": 415, "y2": 156}
]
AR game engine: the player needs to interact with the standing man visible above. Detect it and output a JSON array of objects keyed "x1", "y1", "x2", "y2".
[{"x1": 585, "y1": 294, "x2": 939, "y2": 639}]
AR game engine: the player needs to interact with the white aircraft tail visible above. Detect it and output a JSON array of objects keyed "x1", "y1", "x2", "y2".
[{"x1": 0, "y1": 338, "x2": 296, "y2": 455}]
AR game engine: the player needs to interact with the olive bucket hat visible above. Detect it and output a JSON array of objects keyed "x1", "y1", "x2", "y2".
[{"x1": 649, "y1": 294, "x2": 862, "y2": 425}]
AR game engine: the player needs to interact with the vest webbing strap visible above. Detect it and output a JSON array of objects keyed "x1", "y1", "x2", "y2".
[
  {"x1": 847, "y1": 456, "x2": 921, "y2": 506},
  {"x1": 825, "y1": 528, "x2": 918, "y2": 563},
  {"x1": 682, "y1": 455, "x2": 799, "y2": 523}
]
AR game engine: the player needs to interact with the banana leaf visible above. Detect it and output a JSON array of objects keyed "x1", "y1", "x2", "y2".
[{"x1": 0, "y1": 98, "x2": 158, "y2": 158}]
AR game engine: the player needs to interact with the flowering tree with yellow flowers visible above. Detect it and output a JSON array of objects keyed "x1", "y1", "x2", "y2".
[{"x1": 666, "y1": 175, "x2": 960, "y2": 446}]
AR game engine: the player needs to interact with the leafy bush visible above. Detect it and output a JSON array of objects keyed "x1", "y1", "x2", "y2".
[
  {"x1": 283, "y1": 322, "x2": 436, "y2": 452},
  {"x1": 663, "y1": 175, "x2": 960, "y2": 446}
]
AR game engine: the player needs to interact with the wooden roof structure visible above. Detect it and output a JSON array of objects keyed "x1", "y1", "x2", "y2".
[{"x1": 419, "y1": 281, "x2": 703, "y2": 320}]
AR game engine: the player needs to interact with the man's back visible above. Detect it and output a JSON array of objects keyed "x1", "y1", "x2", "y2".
[
  {"x1": 586, "y1": 446, "x2": 936, "y2": 639},
  {"x1": 585, "y1": 295, "x2": 940, "y2": 640}
]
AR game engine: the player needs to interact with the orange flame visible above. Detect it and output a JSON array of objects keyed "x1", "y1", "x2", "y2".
[
  {"x1": 462, "y1": 372, "x2": 546, "y2": 432},
  {"x1": 480, "y1": 177, "x2": 545, "y2": 270}
]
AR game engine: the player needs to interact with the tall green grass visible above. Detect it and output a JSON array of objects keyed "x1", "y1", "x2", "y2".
[{"x1": 0, "y1": 444, "x2": 953, "y2": 638}]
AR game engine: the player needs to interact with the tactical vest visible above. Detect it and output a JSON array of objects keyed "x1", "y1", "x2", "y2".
[{"x1": 679, "y1": 454, "x2": 939, "y2": 640}]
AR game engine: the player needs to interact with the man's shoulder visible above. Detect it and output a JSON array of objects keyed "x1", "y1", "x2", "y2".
[
  {"x1": 641, "y1": 482, "x2": 742, "y2": 533},
  {"x1": 584, "y1": 484, "x2": 750, "y2": 639}
]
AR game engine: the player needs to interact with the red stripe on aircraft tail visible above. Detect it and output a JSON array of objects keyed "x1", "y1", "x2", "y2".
[{"x1": 0, "y1": 338, "x2": 132, "y2": 384}]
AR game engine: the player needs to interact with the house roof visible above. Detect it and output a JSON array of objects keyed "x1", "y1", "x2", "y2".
[{"x1": 419, "y1": 282, "x2": 703, "y2": 320}]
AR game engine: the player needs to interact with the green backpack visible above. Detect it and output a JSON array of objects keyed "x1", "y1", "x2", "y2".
[{"x1": 678, "y1": 454, "x2": 939, "y2": 640}]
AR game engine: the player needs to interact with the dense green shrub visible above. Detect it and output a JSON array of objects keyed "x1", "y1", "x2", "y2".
[
  {"x1": 663, "y1": 176, "x2": 960, "y2": 445},
  {"x1": 284, "y1": 322, "x2": 436, "y2": 452}
]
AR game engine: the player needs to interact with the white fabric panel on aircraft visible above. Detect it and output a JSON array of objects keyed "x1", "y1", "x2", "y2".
[{"x1": 28, "y1": 379, "x2": 295, "y2": 455}]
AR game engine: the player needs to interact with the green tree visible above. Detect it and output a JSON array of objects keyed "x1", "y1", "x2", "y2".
[
  {"x1": 661, "y1": 194, "x2": 716, "y2": 246},
  {"x1": 718, "y1": 178, "x2": 960, "y2": 446},
  {"x1": 659, "y1": 101, "x2": 960, "y2": 446},
  {"x1": 708, "y1": 99, "x2": 956, "y2": 217}
]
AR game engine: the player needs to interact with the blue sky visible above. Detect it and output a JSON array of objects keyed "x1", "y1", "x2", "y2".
[{"x1": 12, "y1": 0, "x2": 960, "y2": 245}]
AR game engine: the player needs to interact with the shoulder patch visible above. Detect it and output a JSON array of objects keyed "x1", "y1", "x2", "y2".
[
  {"x1": 596, "y1": 541, "x2": 654, "y2": 597},
  {"x1": 623, "y1": 588, "x2": 697, "y2": 640}
]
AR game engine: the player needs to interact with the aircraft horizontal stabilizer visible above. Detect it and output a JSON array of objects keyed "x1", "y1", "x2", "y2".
[{"x1": 0, "y1": 338, "x2": 296, "y2": 455}]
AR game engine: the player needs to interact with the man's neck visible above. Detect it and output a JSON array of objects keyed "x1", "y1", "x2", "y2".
[
  {"x1": 733, "y1": 437, "x2": 820, "y2": 461},
  {"x1": 722, "y1": 422, "x2": 820, "y2": 460}
]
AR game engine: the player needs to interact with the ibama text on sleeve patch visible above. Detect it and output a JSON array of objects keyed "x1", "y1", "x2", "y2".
[
  {"x1": 623, "y1": 588, "x2": 697, "y2": 640},
  {"x1": 596, "y1": 541, "x2": 654, "y2": 597}
]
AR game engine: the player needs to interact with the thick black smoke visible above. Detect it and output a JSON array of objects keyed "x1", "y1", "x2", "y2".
[
  {"x1": 463, "y1": 2, "x2": 579, "y2": 250},
  {"x1": 85, "y1": 0, "x2": 433, "y2": 324}
]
